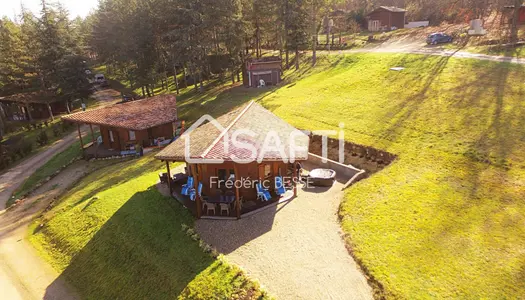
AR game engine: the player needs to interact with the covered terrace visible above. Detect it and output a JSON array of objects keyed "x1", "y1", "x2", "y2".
[
  {"x1": 155, "y1": 101, "x2": 310, "y2": 219},
  {"x1": 62, "y1": 95, "x2": 183, "y2": 159}
]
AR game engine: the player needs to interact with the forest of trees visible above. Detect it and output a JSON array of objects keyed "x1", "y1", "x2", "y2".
[{"x1": 0, "y1": 0, "x2": 524, "y2": 102}]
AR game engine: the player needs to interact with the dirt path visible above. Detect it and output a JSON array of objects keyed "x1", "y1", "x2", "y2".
[
  {"x1": 0, "y1": 89, "x2": 120, "y2": 300},
  {"x1": 196, "y1": 179, "x2": 373, "y2": 300},
  {"x1": 0, "y1": 162, "x2": 90, "y2": 300}
]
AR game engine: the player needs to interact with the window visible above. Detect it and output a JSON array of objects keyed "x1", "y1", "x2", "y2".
[
  {"x1": 129, "y1": 130, "x2": 136, "y2": 141},
  {"x1": 109, "y1": 130, "x2": 114, "y2": 142}
]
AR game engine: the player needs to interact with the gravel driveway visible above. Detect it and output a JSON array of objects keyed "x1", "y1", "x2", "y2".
[{"x1": 196, "y1": 180, "x2": 373, "y2": 300}]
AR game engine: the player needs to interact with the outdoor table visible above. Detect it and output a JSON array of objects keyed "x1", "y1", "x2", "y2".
[{"x1": 206, "y1": 195, "x2": 236, "y2": 204}]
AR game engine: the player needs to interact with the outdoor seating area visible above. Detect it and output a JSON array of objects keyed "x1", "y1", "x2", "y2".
[
  {"x1": 155, "y1": 101, "x2": 309, "y2": 219},
  {"x1": 163, "y1": 174, "x2": 295, "y2": 218}
]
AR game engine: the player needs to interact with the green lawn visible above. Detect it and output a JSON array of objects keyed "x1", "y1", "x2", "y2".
[
  {"x1": 29, "y1": 153, "x2": 269, "y2": 299},
  {"x1": 44, "y1": 52, "x2": 525, "y2": 298}
]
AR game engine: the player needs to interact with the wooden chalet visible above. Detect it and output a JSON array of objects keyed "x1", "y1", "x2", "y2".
[
  {"x1": 0, "y1": 91, "x2": 71, "y2": 121},
  {"x1": 244, "y1": 57, "x2": 282, "y2": 88},
  {"x1": 62, "y1": 95, "x2": 183, "y2": 158},
  {"x1": 367, "y1": 6, "x2": 407, "y2": 32},
  {"x1": 155, "y1": 101, "x2": 309, "y2": 219}
]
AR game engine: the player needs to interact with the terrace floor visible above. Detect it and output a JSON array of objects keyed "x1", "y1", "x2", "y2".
[{"x1": 194, "y1": 165, "x2": 373, "y2": 300}]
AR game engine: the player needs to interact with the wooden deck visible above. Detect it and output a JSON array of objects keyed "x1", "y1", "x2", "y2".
[{"x1": 169, "y1": 181, "x2": 294, "y2": 219}]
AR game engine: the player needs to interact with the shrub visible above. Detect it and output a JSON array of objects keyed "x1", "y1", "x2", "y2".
[
  {"x1": 61, "y1": 121, "x2": 73, "y2": 133},
  {"x1": 36, "y1": 131, "x2": 49, "y2": 146},
  {"x1": 20, "y1": 140, "x2": 33, "y2": 156},
  {"x1": 52, "y1": 126, "x2": 61, "y2": 138}
]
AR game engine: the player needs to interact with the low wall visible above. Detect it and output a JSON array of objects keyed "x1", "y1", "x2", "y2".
[{"x1": 405, "y1": 21, "x2": 430, "y2": 29}]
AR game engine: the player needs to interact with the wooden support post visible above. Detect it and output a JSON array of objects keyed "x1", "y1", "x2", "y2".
[
  {"x1": 166, "y1": 161, "x2": 172, "y2": 196},
  {"x1": 191, "y1": 164, "x2": 202, "y2": 218},
  {"x1": 77, "y1": 124, "x2": 84, "y2": 150},
  {"x1": 47, "y1": 103, "x2": 54, "y2": 121},
  {"x1": 25, "y1": 104, "x2": 33, "y2": 121},
  {"x1": 293, "y1": 165, "x2": 298, "y2": 197},
  {"x1": 234, "y1": 163, "x2": 241, "y2": 219},
  {"x1": 90, "y1": 124, "x2": 95, "y2": 143}
]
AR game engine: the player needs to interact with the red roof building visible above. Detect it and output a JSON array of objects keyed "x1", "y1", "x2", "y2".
[{"x1": 63, "y1": 95, "x2": 183, "y2": 158}]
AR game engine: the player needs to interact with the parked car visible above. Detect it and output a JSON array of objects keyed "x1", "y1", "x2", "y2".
[
  {"x1": 94, "y1": 73, "x2": 109, "y2": 87},
  {"x1": 426, "y1": 33, "x2": 453, "y2": 45}
]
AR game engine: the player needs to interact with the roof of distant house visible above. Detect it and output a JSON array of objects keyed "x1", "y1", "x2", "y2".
[
  {"x1": 369, "y1": 6, "x2": 407, "y2": 14},
  {"x1": 62, "y1": 95, "x2": 178, "y2": 131},
  {"x1": 155, "y1": 101, "x2": 309, "y2": 162},
  {"x1": 0, "y1": 91, "x2": 60, "y2": 104}
]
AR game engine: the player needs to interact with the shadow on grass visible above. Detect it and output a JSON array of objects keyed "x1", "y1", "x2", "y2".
[{"x1": 43, "y1": 186, "x2": 212, "y2": 299}]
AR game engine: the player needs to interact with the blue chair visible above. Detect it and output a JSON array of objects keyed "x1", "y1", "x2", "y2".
[
  {"x1": 190, "y1": 182, "x2": 203, "y2": 201},
  {"x1": 256, "y1": 182, "x2": 271, "y2": 202},
  {"x1": 181, "y1": 176, "x2": 194, "y2": 195},
  {"x1": 275, "y1": 176, "x2": 286, "y2": 196}
]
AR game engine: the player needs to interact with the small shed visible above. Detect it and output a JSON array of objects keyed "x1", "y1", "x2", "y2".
[
  {"x1": 503, "y1": 5, "x2": 525, "y2": 25},
  {"x1": 62, "y1": 95, "x2": 183, "y2": 158},
  {"x1": 367, "y1": 6, "x2": 407, "y2": 32},
  {"x1": 244, "y1": 57, "x2": 282, "y2": 88}
]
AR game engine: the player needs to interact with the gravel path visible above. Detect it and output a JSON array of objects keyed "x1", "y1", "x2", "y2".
[{"x1": 196, "y1": 181, "x2": 373, "y2": 300}]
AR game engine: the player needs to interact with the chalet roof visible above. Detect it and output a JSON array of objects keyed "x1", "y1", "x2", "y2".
[
  {"x1": 155, "y1": 101, "x2": 309, "y2": 162},
  {"x1": 0, "y1": 91, "x2": 60, "y2": 104},
  {"x1": 249, "y1": 56, "x2": 281, "y2": 64},
  {"x1": 369, "y1": 6, "x2": 407, "y2": 14},
  {"x1": 62, "y1": 95, "x2": 178, "y2": 130}
]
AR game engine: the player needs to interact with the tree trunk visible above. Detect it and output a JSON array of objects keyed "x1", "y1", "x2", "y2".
[
  {"x1": 286, "y1": 49, "x2": 289, "y2": 69},
  {"x1": 183, "y1": 65, "x2": 188, "y2": 88},
  {"x1": 199, "y1": 72, "x2": 203, "y2": 91},
  {"x1": 146, "y1": 85, "x2": 152, "y2": 97},
  {"x1": 295, "y1": 47, "x2": 300, "y2": 70},
  {"x1": 142, "y1": 86, "x2": 146, "y2": 97},
  {"x1": 511, "y1": 0, "x2": 521, "y2": 43},
  {"x1": 47, "y1": 103, "x2": 54, "y2": 121},
  {"x1": 173, "y1": 65, "x2": 180, "y2": 95},
  {"x1": 237, "y1": 69, "x2": 241, "y2": 82},
  {"x1": 312, "y1": 3, "x2": 317, "y2": 67}
]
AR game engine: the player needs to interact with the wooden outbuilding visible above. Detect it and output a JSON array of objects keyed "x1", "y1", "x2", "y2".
[
  {"x1": 156, "y1": 101, "x2": 309, "y2": 219},
  {"x1": 367, "y1": 6, "x2": 407, "y2": 32},
  {"x1": 244, "y1": 57, "x2": 282, "y2": 88},
  {"x1": 62, "y1": 95, "x2": 183, "y2": 158},
  {"x1": 0, "y1": 91, "x2": 71, "y2": 121},
  {"x1": 503, "y1": 4, "x2": 525, "y2": 25}
]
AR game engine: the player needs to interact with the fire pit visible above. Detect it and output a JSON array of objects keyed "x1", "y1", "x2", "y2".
[{"x1": 308, "y1": 169, "x2": 336, "y2": 187}]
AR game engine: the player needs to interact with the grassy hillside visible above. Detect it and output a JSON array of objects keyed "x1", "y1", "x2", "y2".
[
  {"x1": 257, "y1": 53, "x2": 525, "y2": 298},
  {"x1": 29, "y1": 154, "x2": 269, "y2": 299}
]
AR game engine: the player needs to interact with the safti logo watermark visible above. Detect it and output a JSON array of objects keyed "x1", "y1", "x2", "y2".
[{"x1": 182, "y1": 114, "x2": 346, "y2": 164}]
